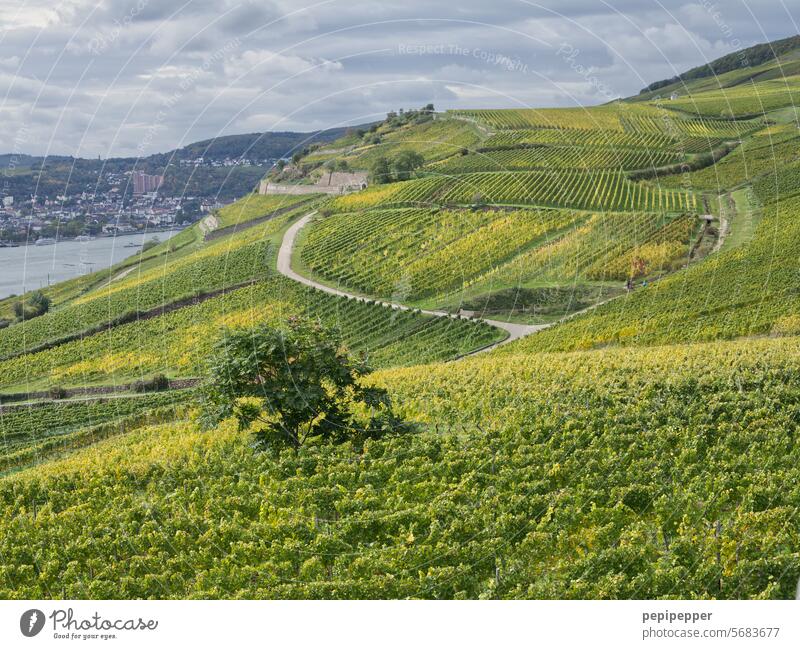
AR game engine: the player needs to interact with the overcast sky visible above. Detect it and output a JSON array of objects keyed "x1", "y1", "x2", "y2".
[{"x1": 0, "y1": 0, "x2": 796, "y2": 157}]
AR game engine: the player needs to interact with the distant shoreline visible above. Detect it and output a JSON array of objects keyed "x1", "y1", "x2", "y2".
[
  {"x1": 0, "y1": 228, "x2": 182, "y2": 300},
  {"x1": 0, "y1": 226, "x2": 185, "y2": 248}
]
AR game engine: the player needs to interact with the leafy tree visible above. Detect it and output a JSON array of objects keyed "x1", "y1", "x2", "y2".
[
  {"x1": 369, "y1": 157, "x2": 393, "y2": 185},
  {"x1": 391, "y1": 151, "x2": 424, "y2": 181},
  {"x1": 198, "y1": 318, "x2": 413, "y2": 449}
]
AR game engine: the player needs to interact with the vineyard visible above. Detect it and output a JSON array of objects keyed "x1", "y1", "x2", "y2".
[
  {"x1": 330, "y1": 169, "x2": 696, "y2": 212},
  {"x1": 3, "y1": 335, "x2": 800, "y2": 597},
  {"x1": 449, "y1": 104, "x2": 765, "y2": 139},
  {"x1": 448, "y1": 105, "x2": 635, "y2": 130},
  {"x1": 753, "y1": 158, "x2": 800, "y2": 202},
  {"x1": 505, "y1": 191, "x2": 800, "y2": 353},
  {"x1": 619, "y1": 114, "x2": 766, "y2": 139},
  {"x1": 342, "y1": 118, "x2": 484, "y2": 167},
  {"x1": 301, "y1": 208, "x2": 583, "y2": 299},
  {"x1": 481, "y1": 127, "x2": 680, "y2": 151},
  {"x1": 0, "y1": 198, "x2": 317, "y2": 359},
  {"x1": 476, "y1": 212, "x2": 696, "y2": 287},
  {"x1": 0, "y1": 276, "x2": 502, "y2": 391},
  {"x1": 665, "y1": 76, "x2": 800, "y2": 116},
  {"x1": 300, "y1": 208, "x2": 697, "y2": 301},
  {"x1": 658, "y1": 129, "x2": 800, "y2": 191},
  {"x1": 6, "y1": 36, "x2": 800, "y2": 602},
  {"x1": 427, "y1": 145, "x2": 681, "y2": 173},
  {"x1": 213, "y1": 193, "x2": 318, "y2": 229},
  {"x1": 0, "y1": 391, "x2": 188, "y2": 474}
]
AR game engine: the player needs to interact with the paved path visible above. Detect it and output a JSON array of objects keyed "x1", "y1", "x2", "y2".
[{"x1": 277, "y1": 212, "x2": 547, "y2": 353}]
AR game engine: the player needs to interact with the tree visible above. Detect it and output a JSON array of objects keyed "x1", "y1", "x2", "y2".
[
  {"x1": 369, "y1": 157, "x2": 393, "y2": 185},
  {"x1": 391, "y1": 150, "x2": 424, "y2": 181},
  {"x1": 198, "y1": 318, "x2": 413, "y2": 450}
]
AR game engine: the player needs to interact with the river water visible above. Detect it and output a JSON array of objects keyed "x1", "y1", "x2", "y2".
[{"x1": 0, "y1": 231, "x2": 179, "y2": 300}]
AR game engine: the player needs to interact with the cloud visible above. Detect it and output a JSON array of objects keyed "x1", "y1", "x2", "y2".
[{"x1": 0, "y1": 0, "x2": 793, "y2": 156}]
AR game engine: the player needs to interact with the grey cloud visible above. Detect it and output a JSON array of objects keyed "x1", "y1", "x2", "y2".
[{"x1": 0, "y1": 0, "x2": 794, "y2": 156}]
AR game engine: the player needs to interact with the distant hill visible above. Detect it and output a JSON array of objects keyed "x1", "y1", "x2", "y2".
[
  {"x1": 0, "y1": 126, "x2": 368, "y2": 202},
  {"x1": 635, "y1": 33, "x2": 800, "y2": 100},
  {"x1": 144, "y1": 127, "x2": 358, "y2": 164}
]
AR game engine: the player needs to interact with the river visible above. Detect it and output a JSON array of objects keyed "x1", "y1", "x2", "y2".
[{"x1": 0, "y1": 230, "x2": 180, "y2": 300}]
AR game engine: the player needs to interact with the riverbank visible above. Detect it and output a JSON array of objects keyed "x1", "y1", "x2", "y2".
[
  {"x1": 0, "y1": 226, "x2": 183, "y2": 248},
  {"x1": 0, "y1": 229, "x2": 181, "y2": 299}
]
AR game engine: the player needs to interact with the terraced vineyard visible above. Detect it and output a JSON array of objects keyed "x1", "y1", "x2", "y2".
[
  {"x1": 0, "y1": 199, "x2": 316, "y2": 359},
  {"x1": 3, "y1": 335, "x2": 800, "y2": 598},
  {"x1": 427, "y1": 145, "x2": 681, "y2": 173},
  {"x1": 505, "y1": 190, "x2": 800, "y2": 353},
  {"x1": 0, "y1": 391, "x2": 188, "y2": 473},
  {"x1": 7, "y1": 33, "x2": 800, "y2": 603},
  {"x1": 481, "y1": 127, "x2": 680, "y2": 151},
  {"x1": 301, "y1": 208, "x2": 697, "y2": 301},
  {"x1": 666, "y1": 76, "x2": 800, "y2": 116},
  {"x1": 331, "y1": 169, "x2": 697, "y2": 212},
  {"x1": 0, "y1": 276, "x2": 502, "y2": 391}
]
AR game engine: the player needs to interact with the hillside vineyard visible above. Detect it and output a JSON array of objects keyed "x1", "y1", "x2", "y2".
[{"x1": 4, "y1": 43, "x2": 800, "y2": 601}]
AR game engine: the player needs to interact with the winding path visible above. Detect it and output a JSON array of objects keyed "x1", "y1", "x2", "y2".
[{"x1": 277, "y1": 212, "x2": 547, "y2": 352}]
